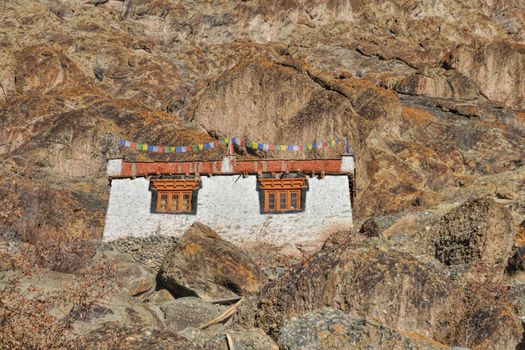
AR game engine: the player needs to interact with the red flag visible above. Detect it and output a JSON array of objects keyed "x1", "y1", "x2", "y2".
[
  {"x1": 130, "y1": 143, "x2": 136, "y2": 150},
  {"x1": 298, "y1": 144, "x2": 303, "y2": 151},
  {"x1": 269, "y1": 144, "x2": 275, "y2": 151},
  {"x1": 158, "y1": 146, "x2": 164, "y2": 153}
]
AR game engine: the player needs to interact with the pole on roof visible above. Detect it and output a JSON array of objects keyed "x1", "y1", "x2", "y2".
[
  {"x1": 345, "y1": 134, "x2": 350, "y2": 154},
  {"x1": 228, "y1": 137, "x2": 234, "y2": 155}
]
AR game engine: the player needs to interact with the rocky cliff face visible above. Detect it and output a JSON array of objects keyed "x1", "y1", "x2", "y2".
[
  {"x1": 0, "y1": 0, "x2": 524, "y2": 349},
  {"x1": 1, "y1": 0, "x2": 524, "y2": 222}
]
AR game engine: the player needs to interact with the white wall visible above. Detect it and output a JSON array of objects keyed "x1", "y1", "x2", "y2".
[{"x1": 103, "y1": 175, "x2": 353, "y2": 249}]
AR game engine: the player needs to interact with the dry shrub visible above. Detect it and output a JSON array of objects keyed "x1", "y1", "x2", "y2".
[
  {"x1": 0, "y1": 264, "x2": 116, "y2": 350},
  {"x1": 47, "y1": 0, "x2": 73, "y2": 19},
  {"x1": 0, "y1": 176, "x2": 97, "y2": 272},
  {"x1": 435, "y1": 262, "x2": 517, "y2": 348}
]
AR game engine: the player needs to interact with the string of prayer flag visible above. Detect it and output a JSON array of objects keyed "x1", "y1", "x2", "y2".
[{"x1": 118, "y1": 136, "x2": 347, "y2": 154}]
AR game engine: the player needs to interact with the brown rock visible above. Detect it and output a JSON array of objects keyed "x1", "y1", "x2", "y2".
[
  {"x1": 158, "y1": 223, "x2": 265, "y2": 300},
  {"x1": 359, "y1": 218, "x2": 382, "y2": 237},
  {"x1": 161, "y1": 297, "x2": 224, "y2": 332},
  {"x1": 73, "y1": 323, "x2": 197, "y2": 350},
  {"x1": 94, "y1": 249, "x2": 156, "y2": 297},
  {"x1": 433, "y1": 197, "x2": 515, "y2": 278},
  {"x1": 278, "y1": 308, "x2": 451, "y2": 350},
  {"x1": 245, "y1": 240, "x2": 522, "y2": 349}
]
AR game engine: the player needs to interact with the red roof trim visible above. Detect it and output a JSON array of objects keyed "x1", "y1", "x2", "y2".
[{"x1": 115, "y1": 159, "x2": 349, "y2": 178}]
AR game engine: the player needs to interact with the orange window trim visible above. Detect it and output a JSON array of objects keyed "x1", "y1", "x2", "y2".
[
  {"x1": 259, "y1": 178, "x2": 305, "y2": 212},
  {"x1": 152, "y1": 179, "x2": 198, "y2": 213},
  {"x1": 151, "y1": 179, "x2": 199, "y2": 191},
  {"x1": 263, "y1": 189, "x2": 302, "y2": 212},
  {"x1": 259, "y1": 178, "x2": 306, "y2": 190},
  {"x1": 156, "y1": 190, "x2": 193, "y2": 213}
]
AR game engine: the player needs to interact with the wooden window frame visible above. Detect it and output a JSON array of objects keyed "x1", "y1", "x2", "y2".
[
  {"x1": 264, "y1": 189, "x2": 302, "y2": 212},
  {"x1": 259, "y1": 178, "x2": 306, "y2": 213},
  {"x1": 151, "y1": 179, "x2": 199, "y2": 214},
  {"x1": 156, "y1": 190, "x2": 193, "y2": 213}
]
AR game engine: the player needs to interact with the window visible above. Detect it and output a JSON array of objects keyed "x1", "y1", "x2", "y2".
[
  {"x1": 259, "y1": 178, "x2": 306, "y2": 213},
  {"x1": 151, "y1": 179, "x2": 199, "y2": 213}
]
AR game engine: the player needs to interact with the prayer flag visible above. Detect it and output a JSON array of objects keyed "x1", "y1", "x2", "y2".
[
  {"x1": 269, "y1": 144, "x2": 275, "y2": 151},
  {"x1": 263, "y1": 144, "x2": 269, "y2": 151},
  {"x1": 125, "y1": 141, "x2": 131, "y2": 147},
  {"x1": 298, "y1": 145, "x2": 303, "y2": 151},
  {"x1": 175, "y1": 146, "x2": 182, "y2": 153},
  {"x1": 131, "y1": 143, "x2": 136, "y2": 150},
  {"x1": 148, "y1": 145, "x2": 154, "y2": 152},
  {"x1": 307, "y1": 144, "x2": 312, "y2": 150},
  {"x1": 119, "y1": 140, "x2": 126, "y2": 146},
  {"x1": 198, "y1": 144, "x2": 204, "y2": 151},
  {"x1": 287, "y1": 145, "x2": 293, "y2": 151},
  {"x1": 158, "y1": 146, "x2": 164, "y2": 153},
  {"x1": 257, "y1": 143, "x2": 263, "y2": 150},
  {"x1": 181, "y1": 146, "x2": 186, "y2": 153}
]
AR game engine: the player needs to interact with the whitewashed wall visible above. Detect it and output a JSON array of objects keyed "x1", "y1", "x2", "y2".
[{"x1": 103, "y1": 175, "x2": 353, "y2": 249}]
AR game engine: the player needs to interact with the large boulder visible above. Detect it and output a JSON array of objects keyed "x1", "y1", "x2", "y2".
[
  {"x1": 93, "y1": 249, "x2": 157, "y2": 297},
  {"x1": 161, "y1": 297, "x2": 224, "y2": 332},
  {"x1": 72, "y1": 323, "x2": 197, "y2": 350},
  {"x1": 433, "y1": 197, "x2": 515, "y2": 278},
  {"x1": 278, "y1": 307, "x2": 450, "y2": 350},
  {"x1": 159, "y1": 223, "x2": 265, "y2": 300},
  {"x1": 201, "y1": 327, "x2": 279, "y2": 350},
  {"x1": 71, "y1": 293, "x2": 163, "y2": 336},
  {"x1": 244, "y1": 239, "x2": 522, "y2": 349}
]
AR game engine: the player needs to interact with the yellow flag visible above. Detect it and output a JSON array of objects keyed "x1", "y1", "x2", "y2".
[
  {"x1": 307, "y1": 144, "x2": 312, "y2": 150},
  {"x1": 198, "y1": 144, "x2": 204, "y2": 150},
  {"x1": 142, "y1": 144, "x2": 148, "y2": 151}
]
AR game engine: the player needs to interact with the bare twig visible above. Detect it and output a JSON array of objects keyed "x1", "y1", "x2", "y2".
[
  {"x1": 198, "y1": 298, "x2": 244, "y2": 330},
  {"x1": 208, "y1": 296, "x2": 242, "y2": 305},
  {"x1": 226, "y1": 333, "x2": 235, "y2": 350}
]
